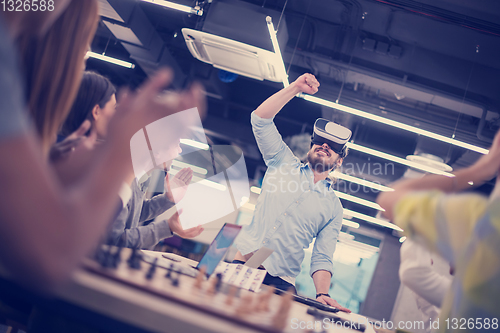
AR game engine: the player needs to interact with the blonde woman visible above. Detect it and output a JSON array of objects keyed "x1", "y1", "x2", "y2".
[{"x1": 0, "y1": 0, "x2": 205, "y2": 292}]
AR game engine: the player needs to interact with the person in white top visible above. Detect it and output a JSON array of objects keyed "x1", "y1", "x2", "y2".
[{"x1": 399, "y1": 239, "x2": 453, "y2": 333}]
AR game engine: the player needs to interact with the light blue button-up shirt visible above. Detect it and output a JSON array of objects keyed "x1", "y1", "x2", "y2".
[{"x1": 235, "y1": 112, "x2": 343, "y2": 280}]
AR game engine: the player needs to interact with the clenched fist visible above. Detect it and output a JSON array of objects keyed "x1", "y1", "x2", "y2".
[{"x1": 292, "y1": 73, "x2": 320, "y2": 95}]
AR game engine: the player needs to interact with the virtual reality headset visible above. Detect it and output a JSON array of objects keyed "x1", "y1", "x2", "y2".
[{"x1": 311, "y1": 118, "x2": 352, "y2": 156}]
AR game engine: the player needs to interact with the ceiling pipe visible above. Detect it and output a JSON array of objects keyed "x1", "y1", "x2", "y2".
[
  {"x1": 102, "y1": 0, "x2": 187, "y2": 87},
  {"x1": 368, "y1": 0, "x2": 500, "y2": 37},
  {"x1": 282, "y1": 47, "x2": 495, "y2": 144},
  {"x1": 477, "y1": 107, "x2": 493, "y2": 142}
]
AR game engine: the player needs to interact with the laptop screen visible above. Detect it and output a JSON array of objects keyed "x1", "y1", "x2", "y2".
[{"x1": 197, "y1": 223, "x2": 241, "y2": 276}]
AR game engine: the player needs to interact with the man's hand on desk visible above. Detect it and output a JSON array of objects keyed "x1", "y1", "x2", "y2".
[
  {"x1": 312, "y1": 270, "x2": 351, "y2": 312},
  {"x1": 168, "y1": 209, "x2": 204, "y2": 238},
  {"x1": 316, "y1": 294, "x2": 351, "y2": 313}
]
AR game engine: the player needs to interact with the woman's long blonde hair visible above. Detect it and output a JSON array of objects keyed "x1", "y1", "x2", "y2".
[{"x1": 18, "y1": 0, "x2": 99, "y2": 155}]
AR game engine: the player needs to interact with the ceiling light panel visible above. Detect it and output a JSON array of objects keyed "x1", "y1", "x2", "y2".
[{"x1": 301, "y1": 94, "x2": 489, "y2": 155}]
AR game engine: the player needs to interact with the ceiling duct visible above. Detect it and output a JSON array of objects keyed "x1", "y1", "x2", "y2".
[
  {"x1": 182, "y1": 28, "x2": 284, "y2": 82},
  {"x1": 183, "y1": 0, "x2": 289, "y2": 82},
  {"x1": 202, "y1": 0, "x2": 288, "y2": 52},
  {"x1": 101, "y1": 0, "x2": 186, "y2": 87}
]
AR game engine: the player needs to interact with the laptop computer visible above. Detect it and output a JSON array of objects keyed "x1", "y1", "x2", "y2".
[{"x1": 143, "y1": 223, "x2": 242, "y2": 278}]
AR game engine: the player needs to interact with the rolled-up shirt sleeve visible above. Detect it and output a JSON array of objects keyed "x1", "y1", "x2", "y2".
[
  {"x1": 310, "y1": 210, "x2": 342, "y2": 277},
  {"x1": 123, "y1": 220, "x2": 173, "y2": 249},
  {"x1": 108, "y1": 210, "x2": 173, "y2": 249},
  {"x1": 251, "y1": 111, "x2": 300, "y2": 168},
  {"x1": 107, "y1": 180, "x2": 175, "y2": 249},
  {"x1": 139, "y1": 194, "x2": 175, "y2": 223}
]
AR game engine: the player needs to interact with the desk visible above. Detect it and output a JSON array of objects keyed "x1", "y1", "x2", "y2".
[{"x1": 51, "y1": 249, "x2": 375, "y2": 333}]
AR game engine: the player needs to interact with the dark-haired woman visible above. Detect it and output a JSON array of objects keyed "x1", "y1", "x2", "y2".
[
  {"x1": 0, "y1": 0, "x2": 205, "y2": 291},
  {"x1": 61, "y1": 71, "x2": 204, "y2": 249},
  {"x1": 60, "y1": 71, "x2": 116, "y2": 140}
]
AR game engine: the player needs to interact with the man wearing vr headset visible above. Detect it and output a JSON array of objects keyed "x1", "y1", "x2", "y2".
[{"x1": 234, "y1": 73, "x2": 351, "y2": 312}]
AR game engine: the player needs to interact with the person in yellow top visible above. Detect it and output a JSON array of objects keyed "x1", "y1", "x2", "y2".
[{"x1": 377, "y1": 131, "x2": 500, "y2": 332}]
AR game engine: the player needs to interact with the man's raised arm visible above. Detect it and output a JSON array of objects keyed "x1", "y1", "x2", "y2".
[
  {"x1": 252, "y1": 74, "x2": 320, "y2": 167},
  {"x1": 254, "y1": 73, "x2": 319, "y2": 119}
]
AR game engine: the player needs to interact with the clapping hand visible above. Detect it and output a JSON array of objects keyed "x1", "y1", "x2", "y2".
[
  {"x1": 165, "y1": 167, "x2": 193, "y2": 203},
  {"x1": 167, "y1": 209, "x2": 204, "y2": 238},
  {"x1": 51, "y1": 121, "x2": 100, "y2": 186},
  {"x1": 49, "y1": 120, "x2": 92, "y2": 164}
]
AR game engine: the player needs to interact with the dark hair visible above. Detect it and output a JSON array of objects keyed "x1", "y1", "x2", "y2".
[
  {"x1": 17, "y1": 0, "x2": 99, "y2": 155},
  {"x1": 339, "y1": 146, "x2": 349, "y2": 159},
  {"x1": 60, "y1": 71, "x2": 116, "y2": 137}
]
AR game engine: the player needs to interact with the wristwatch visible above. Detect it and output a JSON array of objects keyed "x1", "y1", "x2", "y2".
[{"x1": 316, "y1": 293, "x2": 331, "y2": 299}]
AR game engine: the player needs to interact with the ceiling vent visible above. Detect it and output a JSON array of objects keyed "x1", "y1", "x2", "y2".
[{"x1": 182, "y1": 28, "x2": 284, "y2": 82}]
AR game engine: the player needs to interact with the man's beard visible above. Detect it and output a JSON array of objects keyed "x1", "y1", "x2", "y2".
[{"x1": 307, "y1": 152, "x2": 339, "y2": 173}]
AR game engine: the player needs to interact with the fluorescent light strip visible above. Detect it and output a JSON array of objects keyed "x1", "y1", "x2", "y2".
[
  {"x1": 342, "y1": 219, "x2": 360, "y2": 229},
  {"x1": 334, "y1": 191, "x2": 384, "y2": 211},
  {"x1": 195, "y1": 177, "x2": 226, "y2": 191},
  {"x1": 180, "y1": 139, "x2": 209, "y2": 150},
  {"x1": 251, "y1": 185, "x2": 383, "y2": 211},
  {"x1": 339, "y1": 232, "x2": 355, "y2": 241},
  {"x1": 302, "y1": 94, "x2": 489, "y2": 155},
  {"x1": 336, "y1": 173, "x2": 394, "y2": 192},
  {"x1": 242, "y1": 202, "x2": 256, "y2": 211},
  {"x1": 343, "y1": 208, "x2": 403, "y2": 231},
  {"x1": 266, "y1": 16, "x2": 289, "y2": 87},
  {"x1": 251, "y1": 186, "x2": 393, "y2": 229},
  {"x1": 347, "y1": 142, "x2": 455, "y2": 177},
  {"x1": 140, "y1": 0, "x2": 201, "y2": 15},
  {"x1": 240, "y1": 196, "x2": 250, "y2": 206},
  {"x1": 250, "y1": 186, "x2": 262, "y2": 194},
  {"x1": 171, "y1": 160, "x2": 207, "y2": 175},
  {"x1": 266, "y1": 27, "x2": 487, "y2": 155},
  {"x1": 169, "y1": 168, "x2": 225, "y2": 191},
  {"x1": 252, "y1": 172, "x2": 392, "y2": 194},
  {"x1": 86, "y1": 51, "x2": 135, "y2": 68}
]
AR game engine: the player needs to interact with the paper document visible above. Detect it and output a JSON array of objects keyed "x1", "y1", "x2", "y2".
[
  {"x1": 214, "y1": 263, "x2": 267, "y2": 292},
  {"x1": 244, "y1": 247, "x2": 273, "y2": 268}
]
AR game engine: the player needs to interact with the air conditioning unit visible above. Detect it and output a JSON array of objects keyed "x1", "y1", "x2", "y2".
[{"x1": 182, "y1": 28, "x2": 285, "y2": 82}]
